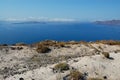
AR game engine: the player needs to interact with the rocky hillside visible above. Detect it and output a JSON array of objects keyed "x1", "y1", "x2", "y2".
[
  {"x1": 95, "y1": 20, "x2": 120, "y2": 25},
  {"x1": 0, "y1": 40, "x2": 120, "y2": 80}
]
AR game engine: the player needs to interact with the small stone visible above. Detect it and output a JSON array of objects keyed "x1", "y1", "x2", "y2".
[
  {"x1": 84, "y1": 65, "x2": 87, "y2": 66},
  {"x1": 10, "y1": 59, "x2": 13, "y2": 61},
  {"x1": 103, "y1": 76, "x2": 107, "y2": 79},
  {"x1": 19, "y1": 77, "x2": 24, "y2": 80},
  {"x1": 73, "y1": 59, "x2": 78, "y2": 62}
]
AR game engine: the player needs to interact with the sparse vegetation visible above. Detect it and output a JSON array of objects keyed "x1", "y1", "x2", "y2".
[
  {"x1": 33, "y1": 40, "x2": 66, "y2": 48},
  {"x1": 55, "y1": 42, "x2": 65, "y2": 47},
  {"x1": 114, "y1": 50, "x2": 120, "y2": 53},
  {"x1": 0, "y1": 40, "x2": 120, "y2": 80},
  {"x1": 17, "y1": 47, "x2": 23, "y2": 50},
  {"x1": 14, "y1": 42, "x2": 27, "y2": 46},
  {"x1": 54, "y1": 63, "x2": 69, "y2": 72},
  {"x1": 32, "y1": 40, "x2": 120, "y2": 48},
  {"x1": 88, "y1": 78, "x2": 103, "y2": 80},
  {"x1": 32, "y1": 40, "x2": 88, "y2": 48},
  {"x1": 69, "y1": 70, "x2": 84, "y2": 80},
  {"x1": 36, "y1": 44, "x2": 51, "y2": 53},
  {"x1": 10, "y1": 47, "x2": 23, "y2": 50},
  {"x1": 95, "y1": 40, "x2": 120, "y2": 45},
  {"x1": 10, "y1": 47, "x2": 16, "y2": 50},
  {"x1": 102, "y1": 52, "x2": 110, "y2": 58},
  {"x1": 39, "y1": 40, "x2": 57, "y2": 46}
]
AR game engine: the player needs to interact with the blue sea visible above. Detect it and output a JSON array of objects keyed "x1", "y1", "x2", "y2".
[{"x1": 0, "y1": 22, "x2": 120, "y2": 44}]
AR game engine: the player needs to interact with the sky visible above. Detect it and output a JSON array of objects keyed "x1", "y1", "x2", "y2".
[{"x1": 0, "y1": 0, "x2": 120, "y2": 21}]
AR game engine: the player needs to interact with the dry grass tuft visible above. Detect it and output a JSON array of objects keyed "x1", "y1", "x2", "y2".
[
  {"x1": 55, "y1": 42, "x2": 65, "y2": 47},
  {"x1": 88, "y1": 78, "x2": 103, "y2": 80},
  {"x1": 95, "y1": 40, "x2": 120, "y2": 45},
  {"x1": 33, "y1": 40, "x2": 88, "y2": 48}
]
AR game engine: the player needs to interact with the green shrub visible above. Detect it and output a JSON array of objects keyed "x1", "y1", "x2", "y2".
[
  {"x1": 70, "y1": 70, "x2": 84, "y2": 80},
  {"x1": 102, "y1": 52, "x2": 110, "y2": 58},
  {"x1": 54, "y1": 63, "x2": 69, "y2": 72}
]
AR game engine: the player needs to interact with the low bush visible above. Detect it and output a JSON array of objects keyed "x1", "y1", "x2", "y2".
[
  {"x1": 36, "y1": 44, "x2": 51, "y2": 53},
  {"x1": 10, "y1": 47, "x2": 23, "y2": 50},
  {"x1": 54, "y1": 63, "x2": 69, "y2": 72},
  {"x1": 69, "y1": 70, "x2": 84, "y2": 80},
  {"x1": 102, "y1": 52, "x2": 110, "y2": 58},
  {"x1": 17, "y1": 47, "x2": 23, "y2": 50},
  {"x1": 55, "y1": 42, "x2": 65, "y2": 47}
]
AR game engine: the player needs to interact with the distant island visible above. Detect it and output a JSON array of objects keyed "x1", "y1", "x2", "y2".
[
  {"x1": 12, "y1": 21, "x2": 73, "y2": 24},
  {"x1": 95, "y1": 20, "x2": 120, "y2": 25},
  {"x1": 13, "y1": 21, "x2": 47, "y2": 24}
]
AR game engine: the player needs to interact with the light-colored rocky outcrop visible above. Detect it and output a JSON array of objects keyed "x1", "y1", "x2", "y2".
[{"x1": 0, "y1": 43, "x2": 120, "y2": 80}]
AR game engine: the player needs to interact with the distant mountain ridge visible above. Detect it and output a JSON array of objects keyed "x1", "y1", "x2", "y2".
[
  {"x1": 95, "y1": 20, "x2": 120, "y2": 25},
  {"x1": 13, "y1": 21, "x2": 47, "y2": 24}
]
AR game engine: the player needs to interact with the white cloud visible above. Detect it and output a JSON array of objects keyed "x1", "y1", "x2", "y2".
[
  {"x1": 5, "y1": 18, "x2": 26, "y2": 21},
  {"x1": 48, "y1": 18, "x2": 75, "y2": 22},
  {"x1": 5, "y1": 18, "x2": 19, "y2": 21},
  {"x1": 4, "y1": 17, "x2": 76, "y2": 22}
]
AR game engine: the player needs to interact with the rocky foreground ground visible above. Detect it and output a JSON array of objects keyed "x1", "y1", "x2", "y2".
[{"x1": 0, "y1": 41, "x2": 120, "y2": 80}]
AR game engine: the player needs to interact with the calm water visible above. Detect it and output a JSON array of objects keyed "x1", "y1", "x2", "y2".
[{"x1": 0, "y1": 22, "x2": 120, "y2": 44}]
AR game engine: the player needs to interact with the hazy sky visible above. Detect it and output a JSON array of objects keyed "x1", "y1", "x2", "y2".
[{"x1": 0, "y1": 0, "x2": 120, "y2": 21}]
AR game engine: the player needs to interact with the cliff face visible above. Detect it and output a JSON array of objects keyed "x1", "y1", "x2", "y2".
[
  {"x1": 95, "y1": 20, "x2": 120, "y2": 25},
  {"x1": 0, "y1": 42, "x2": 120, "y2": 80}
]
